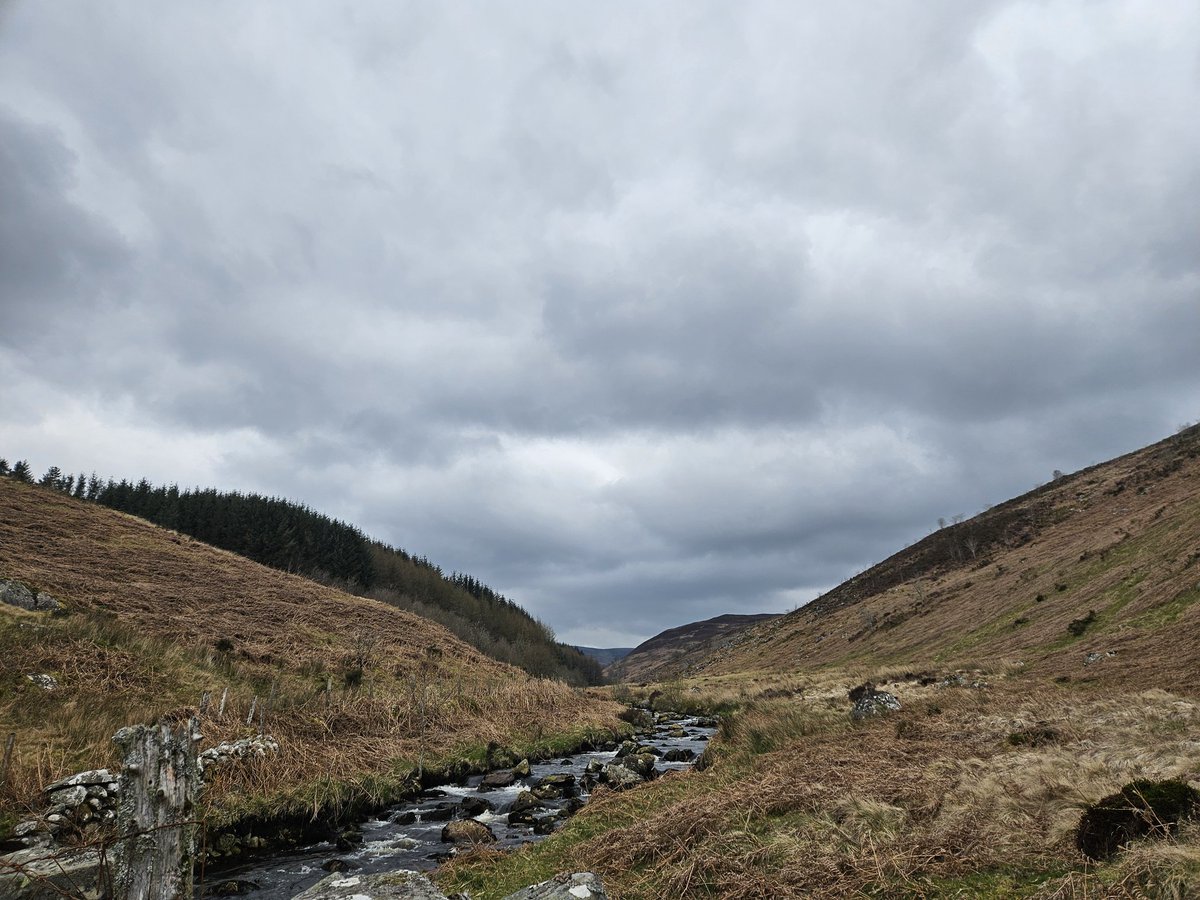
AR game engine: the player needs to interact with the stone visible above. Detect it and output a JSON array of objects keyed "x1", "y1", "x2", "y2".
[
  {"x1": 600, "y1": 763, "x2": 644, "y2": 791},
  {"x1": 457, "y1": 796, "x2": 493, "y2": 817},
  {"x1": 512, "y1": 758, "x2": 532, "y2": 778},
  {"x1": 1084, "y1": 650, "x2": 1117, "y2": 665},
  {"x1": 663, "y1": 748, "x2": 695, "y2": 763},
  {"x1": 322, "y1": 859, "x2": 355, "y2": 872},
  {"x1": 0, "y1": 580, "x2": 36, "y2": 610},
  {"x1": 45, "y1": 769, "x2": 116, "y2": 792},
  {"x1": 850, "y1": 689, "x2": 902, "y2": 721},
  {"x1": 501, "y1": 872, "x2": 608, "y2": 900},
  {"x1": 440, "y1": 819, "x2": 496, "y2": 846},
  {"x1": 26, "y1": 674, "x2": 57, "y2": 691},
  {"x1": 0, "y1": 847, "x2": 102, "y2": 899},
  {"x1": 478, "y1": 770, "x2": 517, "y2": 791},
  {"x1": 48, "y1": 785, "x2": 88, "y2": 808},
  {"x1": 293, "y1": 871, "x2": 451, "y2": 900}
]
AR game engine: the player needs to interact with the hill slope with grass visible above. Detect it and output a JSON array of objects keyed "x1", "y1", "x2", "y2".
[
  {"x1": 604, "y1": 614, "x2": 781, "y2": 683},
  {"x1": 437, "y1": 426, "x2": 1200, "y2": 899},
  {"x1": 0, "y1": 478, "x2": 622, "y2": 843},
  {"x1": 697, "y1": 423, "x2": 1200, "y2": 684}
]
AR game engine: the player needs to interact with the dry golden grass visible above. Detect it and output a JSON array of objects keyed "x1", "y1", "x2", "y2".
[
  {"x1": 441, "y1": 673, "x2": 1200, "y2": 899},
  {"x1": 0, "y1": 479, "x2": 623, "y2": 827}
]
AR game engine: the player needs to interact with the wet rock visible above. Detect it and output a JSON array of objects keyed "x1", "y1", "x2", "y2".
[
  {"x1": 618, "y1": 752, "x2": 658, "y2": 779},
  {"x1": 478, "y1": 770, "x2": 517, "y2": 792},
  {"x1": 335, "y1": 828, "x2": 364, "y2": 851},
  {"x1": 457, "y1": 796, "x2": 493, "y2": 817},
  {"x1": 512, "y1": 759, "x2": 532, "y2": 778},
  {"x1": 294, "y1": 871, "x2": 451, "y2": 899},
  {"x1": 501, "y1": 871, "x2": 608, "y2": 900},
  {"x1": 600, "y1": 763, "x2": 644, "y2": 791},
  {"x1": 391, "y1": 810, "x2": 417, "y2": 825},
  {"x1": 440, "y1": 819, "x2": 496, "y2": 846},
  {"x1": 420, "y1": 804, "x2": 455, "y2": 822},
  {"x1": 322, "y1": 858, "x2": 356, "y2": 872},
  {"x1": 663, "y1": 748, "x2": 695, "y2": 763}
]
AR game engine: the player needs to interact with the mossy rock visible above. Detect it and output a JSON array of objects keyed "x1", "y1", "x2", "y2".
[{"x1": 1076, "y1": 778, "x2": 1200, "y2": 859}]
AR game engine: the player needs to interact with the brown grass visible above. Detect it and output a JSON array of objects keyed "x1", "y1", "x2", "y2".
[
  {"x1": 0, "y1": 479, "x2": 623, "y2": 826},
  {"x1": 441, "y1": 674, "x2": 1200, "y2": 899},
  {"x1": 700, "y1": 427, "x2": 1200, "y2": 692}
]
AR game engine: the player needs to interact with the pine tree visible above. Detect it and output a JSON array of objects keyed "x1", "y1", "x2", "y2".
[
  {"x1": 11, "y1": 460, "x2": 33, "y2": 482},
  {"x1": 73, "y1": 475, "x2": 87, "y2": 498},
  {"x1": 0, "y1": 458, "x2": 8, "y2": 476},
  {"x1": 40, "y1": 466, "x2": 62, "y2": 487}
]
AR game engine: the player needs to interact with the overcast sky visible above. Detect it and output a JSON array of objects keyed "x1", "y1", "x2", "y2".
[{"x1": 1, "y1": 2, "x2": 1197, "y2": 647}]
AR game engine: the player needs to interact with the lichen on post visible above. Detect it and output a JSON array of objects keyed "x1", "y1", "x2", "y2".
[{"x1": 110, "y1": 716, "x2": 204, "y2": 900}]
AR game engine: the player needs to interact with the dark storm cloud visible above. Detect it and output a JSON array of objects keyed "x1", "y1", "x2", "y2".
[{"x1": 1, "y1": 1, "x2": 1197, "y2": 645}]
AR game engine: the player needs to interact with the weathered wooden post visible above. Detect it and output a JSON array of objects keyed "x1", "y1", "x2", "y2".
[{"x1": 110, "y1": 717, "x2": 203, "y2": 900}]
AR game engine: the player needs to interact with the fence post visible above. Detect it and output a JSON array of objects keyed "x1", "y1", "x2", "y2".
[{"x1": 110, "y1": 717, "x2": 203, "y2": 900}]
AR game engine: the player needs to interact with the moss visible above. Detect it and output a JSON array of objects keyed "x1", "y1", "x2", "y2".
[{"x1": 1076, "y1": 778, "x2": 1200, "y2": 860}]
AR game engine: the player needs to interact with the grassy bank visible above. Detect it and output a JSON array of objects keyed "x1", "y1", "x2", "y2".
[
  {"x1": 438, "y1": 670, "x2": 1200, "y2": 899},
  {"x1": 0, "y1": 602, "x2": 627, "y2": 855}
]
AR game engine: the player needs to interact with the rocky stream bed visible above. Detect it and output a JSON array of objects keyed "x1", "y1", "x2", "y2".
[{"x1": 198, "y1": 713, "x2": 715, "y2": 899}]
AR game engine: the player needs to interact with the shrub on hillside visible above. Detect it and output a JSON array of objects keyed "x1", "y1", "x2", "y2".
[{"x1": 1076, "y1": 778, "x2": 1200, "y2": 859}]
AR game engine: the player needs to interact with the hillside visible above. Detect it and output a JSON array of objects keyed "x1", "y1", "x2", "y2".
[
  {"x1": 697, "y1": 423, "x2": 1200, "y2": 685},
  {"x1": 0, "y1": 461, "x2": 601, "y2": 683},
  {"x1": 0, "y1": 478, "x2": 622, "y2": 837},
  {"x1": 604, "y1": 613, "x2": 780, "y2": 682},
  {"x1": 440, "y1": 426, "x2": 1200, "y2": 899}
]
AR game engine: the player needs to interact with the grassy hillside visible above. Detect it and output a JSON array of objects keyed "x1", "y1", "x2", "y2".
[
  {"x1": 702, "y1": 423, "x2": 1200, "y2": 684},
  {"x1": 0, "y1": 478, "x2": 622, "y2": 835},
  {"x1": 1, "y1": 461, "x2": 602, "y2": 683},
  {"x1": 605, "y1": 614, "x2": 780, "y2": 683},
  {"x1": 439, "y1": 426, "x2": 1200, "y2": 898}
]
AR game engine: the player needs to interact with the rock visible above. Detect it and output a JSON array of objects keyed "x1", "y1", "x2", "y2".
[
  {"x1": 663, "y1": 748, "x2": 695, "y2": 763},
  {"x1": 510, "y1": 790, "x2": 543, "y2": 814},
  {"x1": 440, "y1": 819, "x2": 496, "y2": 846},
  {"x1": 1084, "y1": 650, "x2": 1117, "y2": 665},
  {"x1": 420, "y1": 804, "x2": 455, "y2": 822},
  {"x1": 26, "y1": 674, "x2": 57, "y2": 691},
  {"x1": 0, "y1": 580, "x2": 60, "y2": 612},
  {"x1": 0, "y1": 847, "x2": 102, "y2": 899},
  {"x1": 478, "y1": 770, "x2": 517, "y2": 791},
  {"x1": 501, "y1": 872, "x2": 608, "y2": 900},
  {"x1": 584, "y1": 760, "x2": 604, "y2": 775},
  {"x1": 391, "y1": 810, "x2": 417, "y2": 825},
  {"x1": 457, "y1": 796, "x2": 493, "y2": 817},
  {"x1": 619, "y1": 753, "x2": 658, "y2": 779},
  {"x1": 294, "y1": 871, "x2": 451, "y2": 900},
  {"x1": 614, "y1": 740, "x2": 640, "y2": 757},
  {"x1": 47, "y1": 785, "x2": 88, "y2": 809},
  {"x1": 512, "y1": 759, "x2": 532, "y2": 778},
  {"x1": 44, "y1": 769, "x2": 115, "y2": 792},
  {"x1": 335, "y1": 828, "x2": 364, "y2": 851},
  {"x1": 322, "y1": 859, "x2": 356, "y2": 872},
  {"x1": 600, "y1": 763, "x2": 644, "y2": 791},
  {"x1": 850, "y1": 689, "x2": 901, "y2": 721}
]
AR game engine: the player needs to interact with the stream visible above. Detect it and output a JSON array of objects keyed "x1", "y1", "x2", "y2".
[{"x1": 201, "y1": 713, "x2": 716, "y2": 899}]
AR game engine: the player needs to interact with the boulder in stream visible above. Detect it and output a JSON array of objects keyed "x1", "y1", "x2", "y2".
[{"x1": 440, "y1": 819, "x2": 496, "y2": 846}]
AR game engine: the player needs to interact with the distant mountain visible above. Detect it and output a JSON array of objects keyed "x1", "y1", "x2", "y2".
[
  {"x1": 604, "y1": 613, "x2": 781, "y2": 682},
  {"x1": 574, "y1": 646, "x2": 635, "y2": 667}
]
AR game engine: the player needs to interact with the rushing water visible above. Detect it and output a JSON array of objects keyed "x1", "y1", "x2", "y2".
[{"x1": 200, "y1": 713, "x2": 716, "y2": 899}]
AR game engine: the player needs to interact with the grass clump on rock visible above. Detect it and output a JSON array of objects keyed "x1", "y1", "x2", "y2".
[{"x1": 1076, "y1": 778, "x2": 1200, "y2": 860}]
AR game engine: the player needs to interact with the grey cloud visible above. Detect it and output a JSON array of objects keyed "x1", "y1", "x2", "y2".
[{"x1": 1, "y1": 1, "x2": 1197, "y2": 646}]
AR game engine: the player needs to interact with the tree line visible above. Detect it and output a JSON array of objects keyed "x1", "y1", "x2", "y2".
[{"x1": 0, "y1": 456, "x2": 602, "y2": 685}]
